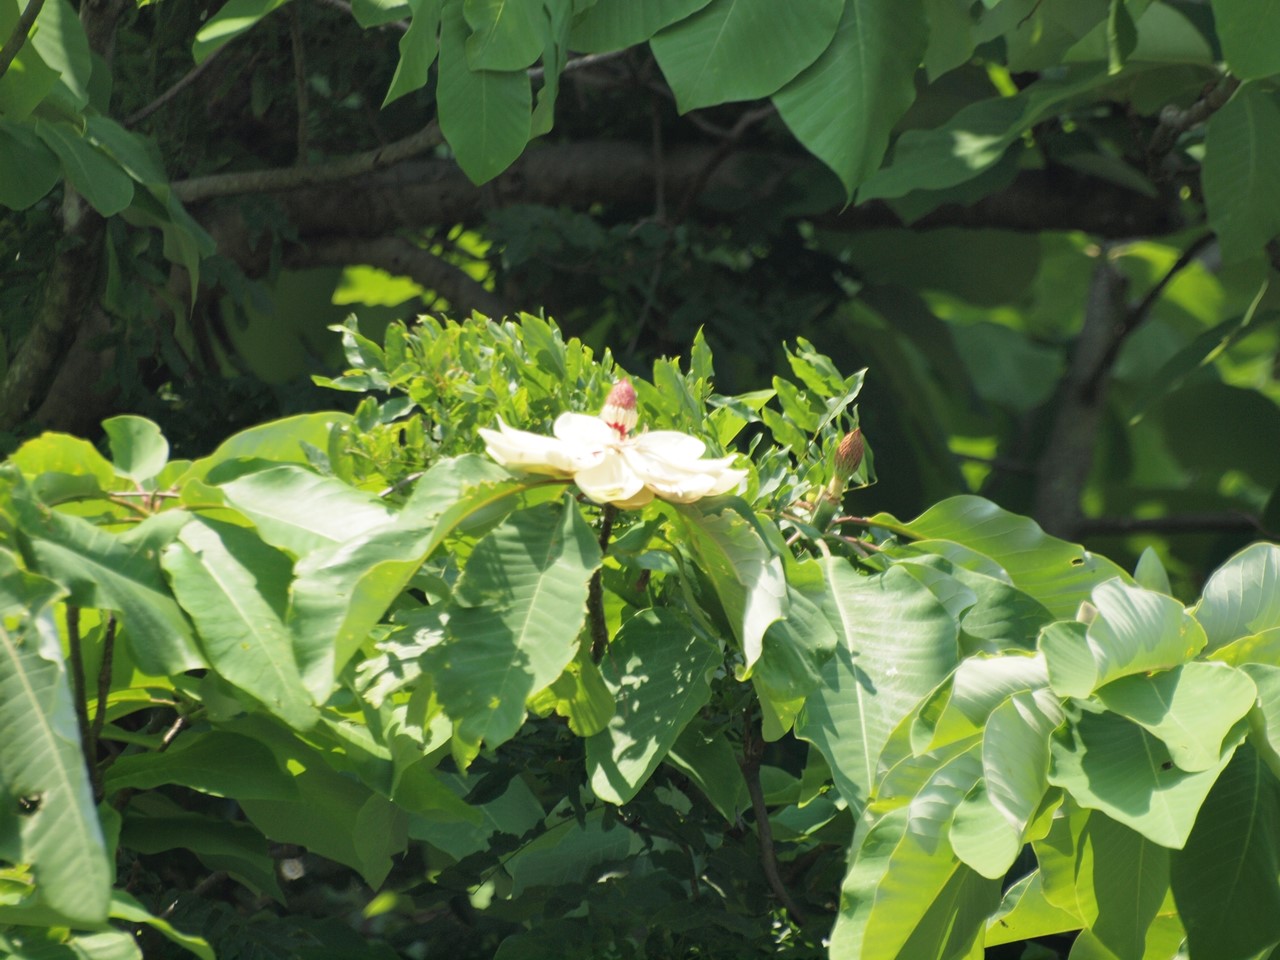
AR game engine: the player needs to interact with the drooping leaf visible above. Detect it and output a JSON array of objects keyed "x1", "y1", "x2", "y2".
[
  {"x1": 217, "y1": 464, "x2": 395, "y2": 556},
  {"x1": 984, "y1": 870, "x2": 1082, "y2": 947},
  {"x1": 34, "y1": 119, "x2": 134, "y2": 216},
  {"x1": 673, "y1": 501, "x2": 786, "y2": 676},
  {"x1": 0, "y1": 119, "x2": 60, "y2": 209},
  {"x1": 504, "y1": 804, "x2": 639, "y2": 897},
  {"x1": 1169, "y1": 744, "x2": 1280, "y2": 960},
  {"x1": 650, "y1": 0, "x2": 843, "y2": 113},
  {"x1": 0, "y1": 554, "x2": 109, "y2": 928},
  {"x1": 1212, "y1": 0, "x2": 1280, "y2": 79},
  {"x1": 103, "y1": 731, "x2": 300, "y2": 800},
  {"x1": 568, "y1": 0, "x2": 712, "y2": 52},
  {"x1": 1193, "y1": 542, "x2": 1280, "y2": 651},
  {"x1": 108, "y1": 891, "x2": 214, "y2": 960},
  {"x1": 1203, "y1": 84, "x2": 1280, "y2": 262},
  {"x1": 193, "y1": 0, "x2": 292, "y2": 64},
  {"x1": 1093, "y1": 662, "x2": 1256, "y2": 772},
  {"x1": 1041, "y1": 579, "x2": 1207, "y2": 698},
  {"x1": 436, "y1": 0, "x2": 531, "y2": 184},
  {"x1": 161, "y1": 519, "x2": 316, "y2": 729},
  {"x1": 1048, "y1": 708, "x2": 1243, "y2": 848},
  {"x1": 586, "y1": 608, "x2": 719, "y2": 805},
  {"x1": 464, "y1": 0, "x2": 544, "y2": 70},
  {"x1": 430, "y1": 498, "x2": 600, "y2": 749},
  {"x1": 8, "y1": 432, "x2": 115, "y2": 505},
  {"x1": 878, "y1": 496, "x2": 1130, "y2": 620},
  {"x1": 101, "y1": 416, "x2": 169, "y2": 483},
  {"x1": 773, "y1": 0, "x2": 926, "y2": 199},
  {"x1": 383, "y1": 0, "x2": 442, "y2": 105},
  {"x1": 795, "y1": 560, "x2": 960, "y2": 813},
  {"x1": 14, "y1": 494, "x2": 204, "y2": 675}
]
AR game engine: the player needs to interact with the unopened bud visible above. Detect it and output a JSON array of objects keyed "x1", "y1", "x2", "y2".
[
  {"x1": 834, "y1": 429, "x2": 864, "y2": 482},
  {"x1": 600, "y1": 379, "x2": 638, "y2": 437}
]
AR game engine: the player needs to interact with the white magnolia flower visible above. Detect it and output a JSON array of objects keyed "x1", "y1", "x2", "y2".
[{"x1": 479, "y1": 381, "x2": 746, "y2": 509}]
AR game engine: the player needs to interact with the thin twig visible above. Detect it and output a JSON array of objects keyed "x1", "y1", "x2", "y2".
[
  {"x1": 160, "y1": 871, "x2": 228, "y2": 919},
  {"x1": 739, "y1": 713, "x2": 807, "y2": 927},
  {"x1": 159, "y1": 715, "x2": 189, "y2": 751},
  {"x1": 172, "y1": 121, "x2": 443, "y2": 203},
  {"x1": 0, "y1": 0, "x2": 46, "y2": 83},
  {"x1": 1148, "y1": 75, "x2": 1241, "y2": 159},
  {"x1": 589, "y1": 504, "x2": 617, "y2": 663},
  {"x1": 290, "y1": 4, "x2": 310, "y2": 164},
  {"x1": 529, "y1": 49, "x2": 628, "y2": 82},
  {"x1": 125, "y1": 45, "x2": 227, "y2": 127},
  {"x1": 1122, "y1": 233, "x2": 1215, "y2": 337}
]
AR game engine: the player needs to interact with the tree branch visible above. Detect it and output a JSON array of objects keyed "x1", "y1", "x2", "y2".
[
  {"x1": 588, "y1": 504, "x2": 616, "y2": 664},
  {"x1": 1078, "y1": 512, "x2": 1266, "y2": 536},
  {"x1": 1033, "y1": 253, "x2": 1128, "y2": 538},
  {"x1": 290, "y1": 4, "x2": 311, "y2": 164},
  {"x1": 1149, "y1": 75, "x2": 1241, "y2": 159},
  {"x1": 0, "y1": 0, "x2": 45, "y2": 81},
  {"x1": 283, "y1": 235, "x2": 512, "y2": 318},
  {"x1": 172, "y1": 122, "x2": 443, "y2": 203},
  {"x1": 739, "y1": 714, "x2": 807, "y2": 927},
  {"x1": 0, "y1": 190, "x2": 105, "y2": 431},
  {"x1": 125, "y1": 44, "x2": 227, "y2": 127}
]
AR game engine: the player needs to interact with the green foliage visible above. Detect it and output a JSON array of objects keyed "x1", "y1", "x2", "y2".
[{"x1": 1, "y1": 315, "x2": 1279, "y2": 958}]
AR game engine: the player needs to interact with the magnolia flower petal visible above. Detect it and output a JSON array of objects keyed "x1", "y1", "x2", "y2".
[
  {"x1": 629, "y1": 430, "x2": 706, "y2": 460},
  {"x1": 479, "y1": 419, "x2": 583, "y2": 476},
  {"x1": 573, "y1": 450, "x2": 648, "y2": 506},
  {"x1": 622, "y1": 446, "x2": 744, "y2": 503},
  {"x1": 554, "y1": 412, "x2": 617, "y2": 448}
]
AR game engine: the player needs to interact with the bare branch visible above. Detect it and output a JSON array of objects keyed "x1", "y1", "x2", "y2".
[
  {"x1": 529, "y1": 49, "x2": 629, "y2": 82},
  {"x1": 1149, "y1": 74, "x2": 1241, "y2": 158},
  {"x1": 0, "y1": 0, "x2": 46, "y2": 82},
  {"x1": 739, "y1": 714, "x2": 807, "y2": 927},
  {"x1": 172, "y1": 122, "x2": 443, "y2": 203},
  {"x1": 283, "y1": 235, "x2": 512, "y2": 318},
  {"x1": 125, "y1": 45, "x2": 227, "y2": 127},
  {"x1": 1124, "y1": 233, "x2": 1215, "y2": 335},
  {"x1": 1078, "y1": 512, "x2": 1267, "y2": 536}
]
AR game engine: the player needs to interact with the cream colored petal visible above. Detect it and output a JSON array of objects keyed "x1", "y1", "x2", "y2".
[
  {"x1": 479, "y1": 420, "x2": 581, "y2": 476},
  {"x1": 573, "y1": 450, "x2": 647, "y2": 506},
  {"x1": 629, "y1": 430, "x2": 706, "y2": 460},
  {"x1": 553, "y1": 412, "x2": 617, "y2": 448}
]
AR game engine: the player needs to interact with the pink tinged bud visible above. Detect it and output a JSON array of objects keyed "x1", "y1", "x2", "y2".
[
  {"x1": 600, "y1": 379, "x2": 638, "y2": 437},
  {"x1": 834, "y1": 429, "x2": 864, "y2": 481}
]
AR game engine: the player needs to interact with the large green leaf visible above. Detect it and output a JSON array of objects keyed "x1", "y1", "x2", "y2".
[
  {"x1": 504, "y1": 804, "x2": 639, "y2": 896},
  {"x1": 0, "y1": 555, "x2": 109, "y2": 927},
  {"x1": 585, "y1": 608, "x2": 719, "y2": 804},
  {"x1": 1212, "y1": 0, "x2": 1280, "y2": 79},
  {"x1": 287, "y1": 524, "x2": 437, "y2": 700},
  {"x1": 1193, "y1": 542, "x2": 1280, "y2": 651},
  {"x1": 217, "y1": 465, "x2": 395, "y2": 556},
  {"x1": 665, "y1": 719, "x2": 749, "y2": 824},
  {"x1": 673, "y1": 501, "x2": 785, "y2": 676},
  {"x1": 753, "y1": 555, "x2": 839, "y2": 707},
  {"x1": 383, "y1": 0, "x2": 442, "y2": 105},
  {"x1": 1203, "y1": 84, "x2": 1280, "y2": 262},
  {"x1": 1094, "y1": 662, "x2": 1256, "y2": 772},
  {"x1": 773, "y1": 0, "x2": 925, "y2": 199},
  {"x1": 568, "y1": 0, "x2": 712, "y2": 52},
  {"x1": 1041, "y1": 580, "x2": 1207, "y2": 698},
  {"x1": 1048, "y1": 708, "x2": 1243, "y2": 848},
  {"x1": 1037, "y1": 805, "x2": 1170, "y2": 960},
  {"x1": 0, "y1": 39, "x2": 57, "y2": 121},
  {"x1": 1169, "y1": 745, "x2": 1280, "y2": 960},
  {"x1": 795, "y1": 560, "x2": 960, "y2": 813},
  {"x1": 436, "y1": 0, "x2": 531, "y2": 184},
  {"x1": 34, "y1": 120, "x2": 134, "y2": 217},
  {"x1": 0, "y1": 119, "x2": 60, "y2": 209},
  {"x1": 8, "y1": 432, "x2": 115, "y2": 505},
  {"x1": 983, "y1": 688, "x2": 1063, "y2": 850},
  {"x1": 985, "y1": 871, "x2": 1082, "y2": 946},
  {"x1": 192, "y1": 0, "x2": 292, "y2": 63},
  {"x1": 27, "y1": 0, "x2": 90, "y2": 109},
  {"x1": 14, "y1": 495, "x2": 204, "y2": 675},
  {"x1": 161, "y1": 519, "x2": 317, "y2": 729},
  {"x1": 103, "y1": 731, "x2": 300, "y2": 800},
  {"x1": 181, "y1": 412, "x2": 351, "y2": 481},
  {"x1": 1243, "y1": 662, "x2": 1280, "y2": 781},
  {"x1": 430, "y1": 498, "x2": 600, "y2": 749},
  {"x1": 878, "y1": 496, "x2": 1130, "y2": 620},
  {"x1": 857, "y1": 67, "x2": 1111, "y2": 203},
  {"x1": 649, "y1": 0, "x2": 843, "y2": 113},
  {"x1": 101, "y1": 416, "x2": 168, "y2": 483},
  {"x1": 108, "y1": 891, "x2": 214, "y2": 960},
  {"x1": 917, "y1": 650, "x2": 1050, "y2": 752},
  {"x1": 831, "y1": 745, "x2": 1000, "y2": 960},
  {"x1": 464, "y1": 0, "x2": 544, "y2": 70}
]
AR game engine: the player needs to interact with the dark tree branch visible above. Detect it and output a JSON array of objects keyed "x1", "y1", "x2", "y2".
[
  {"x1": 0, "y1": 191, "x2": 105, "y2": 431},
  {"x1": 125, "y1": 45, "x2": 227, "y2": 127},
  {"x1": 1033, "y1": 254, "x2": 1129, "y2": 538},
  {"x1": 91, "y1": 616, "x2": 117, "y2": 747},
  {"x1": 290, "y1": 4, "x2": 311, "y2": 164},
  {"x1": 0, "y1": 0, "x2": 45, "y2": 81},
  {"x1": 65, "y1": 606, "x2": 94, "y2": 776},
  {"x1": 1149, "y1": 75, "x2": 1241, "y2": 158},
  {"x1": 588, "y1": 504, "x2": 615, "y2": 664},
  {"x1": 283, "y1": 235, "x2": 512, "y2": 318},
  {"x1": 739, "y1": 714, "x2": 807, "y2": 927},
  {"x1": 172, "y1": 122, "x2": 443, "y2": 202},
  {"x1": 1078, "y1": 512, "x2": 1267, "y2": 536}
]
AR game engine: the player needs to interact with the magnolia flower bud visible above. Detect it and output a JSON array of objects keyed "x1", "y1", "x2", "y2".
[
  {"x1": 834, "y1": 429, "x2": 864, "y2": 482},
  {"x1": 600, "y1": 379, "x2": 638, "y2": 437}
]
